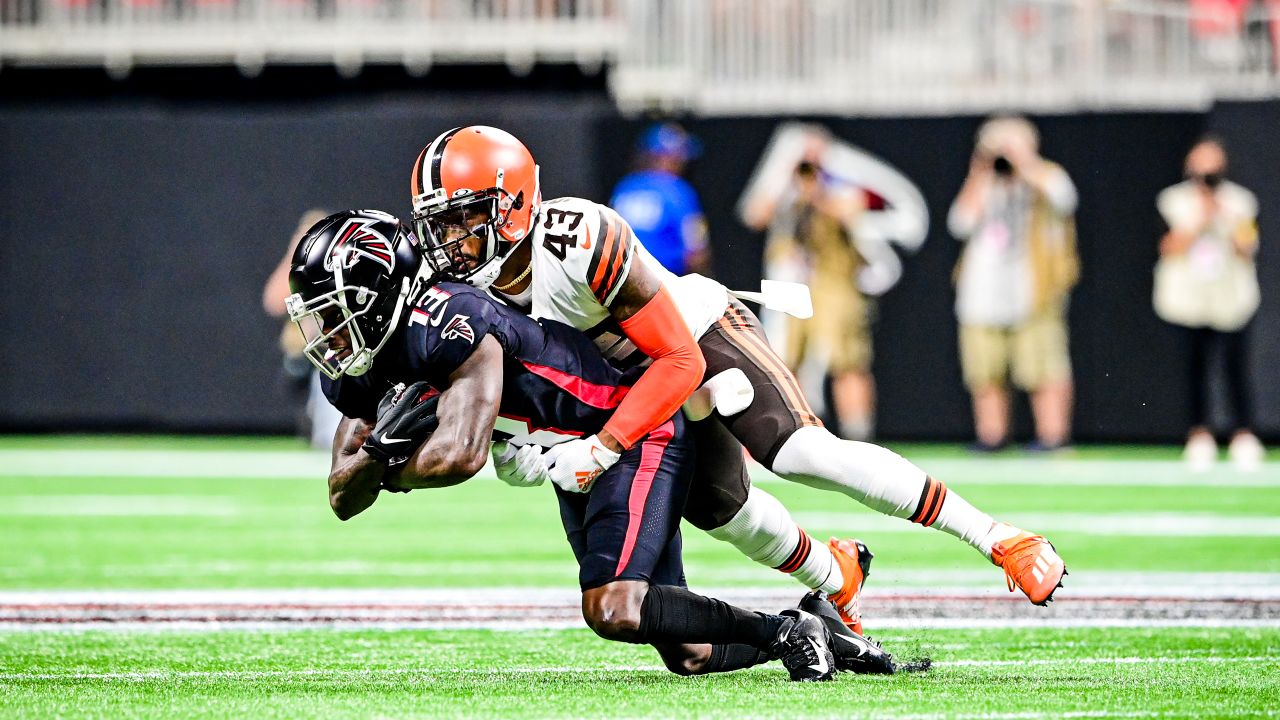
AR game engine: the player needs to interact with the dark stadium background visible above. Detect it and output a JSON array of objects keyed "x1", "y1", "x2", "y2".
[{"x1": 2, "y1": 66, "x2": 1277, "y2": 442}]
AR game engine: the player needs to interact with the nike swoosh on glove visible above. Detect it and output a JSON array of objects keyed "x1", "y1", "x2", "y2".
[
  {"x1": 362, "y1": 381, "x2": 440, "y2": 465},
  {"x1": 543, "y1": 435, "x2": 621, "y2": 493},
  {"x1": 492, "y1": 441, "x2": 548, "y2": 488}
]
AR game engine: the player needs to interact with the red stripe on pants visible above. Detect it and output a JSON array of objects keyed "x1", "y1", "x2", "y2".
[{"x1": 614, "y1": 420, "x2": 675, "y2": 577}]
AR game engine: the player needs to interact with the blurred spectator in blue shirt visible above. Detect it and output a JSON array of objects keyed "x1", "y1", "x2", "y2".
[{"x1": 610, "y1": 123, "x2": 712, "y2": 276}]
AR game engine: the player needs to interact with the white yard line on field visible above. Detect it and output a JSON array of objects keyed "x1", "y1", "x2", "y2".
[
  {"x1": 2, "y1": 655, "x2": 1276, "y2": 681},
  {"x1": 2, "y1": 578, "x2": 1279, "y2": 603},
  {"x1": 1, "y1": 448, "x2": 1277, "y2": 487},
  {"x1": 3, "y1": 579, "x2": 1280, "y2": 604},
  {"x1": 0, "y1": 449, "x2": 333, "y2": 479},
  {"x1": 3, "y1": 618, "x2": 1279, "y2": 632},
  {"x1": 3, "y1": 495, "x2": 240, "y2": 516},
  {"x1": 6, "y1": 493, "x2": 1277, "y2": 539}
]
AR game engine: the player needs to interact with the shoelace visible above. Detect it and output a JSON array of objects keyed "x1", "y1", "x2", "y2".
[{"x1": 997, "y1": 535, "x2": 1046, "y2": 593}]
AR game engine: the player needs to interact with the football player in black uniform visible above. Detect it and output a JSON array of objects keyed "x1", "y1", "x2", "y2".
[{"x1": 284, "y1": 209, "x2": 845, "y2": 681}]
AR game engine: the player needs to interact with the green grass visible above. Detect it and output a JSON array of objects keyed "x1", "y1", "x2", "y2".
[
  {"x1": 3, "y1": 440, "x2": 1279, "y2": 589},
  {"x1": 2, "y1": 627, "x2": 1277, "y2": 719},
  {"x1": 3, "y1": 437, "x2": 1279, "y2": 718}
]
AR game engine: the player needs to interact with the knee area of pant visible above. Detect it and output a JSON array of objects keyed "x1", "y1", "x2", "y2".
[
  {"x1": 683, "y1": 498, "x2": 739, "y2": 533},
  {"x1": 582, "y1": 582, "x2": 645, "y2": 642},
  {"x1": 779, "y1": 427, "x2": 908, "y2": 474}
]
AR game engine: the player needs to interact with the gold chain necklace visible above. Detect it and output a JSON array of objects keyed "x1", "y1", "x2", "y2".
[{"x1": 492, "y1": 263, "x2": 532, "y2": 293}]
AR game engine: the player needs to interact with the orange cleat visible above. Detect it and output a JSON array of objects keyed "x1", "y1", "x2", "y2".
[
  {"x1": 827, "y1": 538, "x2": 873, "y2": 634},
  {"x1": 989, "y1": 523, "x2": 1066, "y2": 606}
]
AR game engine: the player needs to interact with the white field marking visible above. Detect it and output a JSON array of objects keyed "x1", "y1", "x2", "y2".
[
  {"x1": 2, "y1": 656, "x2": 1276, "y2": 681},
  {"x1": 3, "y1": 577, "x2": 1280, "y2": 605},
  {"x1": 890, "y1": 707, "x2": 1249, "y2": 712},
  {"x1": 0, "y1": 448, "x2": 333, "y2": 479},
  {"x1": 3, "y1": 557, "x2": 1277, "y2": 598},
  {"x1": 2, "y1": 447, "x2": 1278, "y2": 487},
  {"x1": 12, "y1": 492, "x2": 1274, "y2": 534},
  {"x1": 5, "y1": 618, "x2": 1280, "y2": 633},
  {"x1": 0, "y1": 559, "x2": 582, "y2": 580},
  {"x1": 938, "y1": 655, "x2": 1280, "y2": 667},
  {"x1": 793, "y1": 511, "x2": 1280, "y2": 537},
  {"x1": 3, "y1": 495, "x2": 240, "y2": 517}
]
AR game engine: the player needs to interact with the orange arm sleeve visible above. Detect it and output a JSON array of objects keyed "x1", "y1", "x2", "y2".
[{"x1": 602, "y1": 286, "x2": 707, "y2": 449}]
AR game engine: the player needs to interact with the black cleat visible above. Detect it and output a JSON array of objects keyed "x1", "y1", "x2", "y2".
[
  {"x1": 799, "y1": 591, "x2": 897, "y2": 675},
  {"x1": 772, "y1": 608, "x2": 837, "y2": 682}
]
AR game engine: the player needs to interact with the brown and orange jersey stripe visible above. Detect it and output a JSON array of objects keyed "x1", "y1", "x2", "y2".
[{"x1": 587, "y1": 206, "x2": 635, "y2": 307}]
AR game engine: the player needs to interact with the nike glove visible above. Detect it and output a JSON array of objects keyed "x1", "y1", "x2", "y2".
[{"x1": 362, "y1": 381, "x2": 441, "y2": 465}]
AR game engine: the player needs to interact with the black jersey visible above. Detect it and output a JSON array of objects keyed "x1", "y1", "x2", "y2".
[{"x1": 323, "y1": 282, "x2": 644, "y2": 445}]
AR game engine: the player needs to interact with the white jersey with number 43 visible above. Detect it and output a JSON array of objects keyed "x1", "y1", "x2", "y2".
[{"x1": 497, "y1": 196, "x2": 728, "y2": 369}]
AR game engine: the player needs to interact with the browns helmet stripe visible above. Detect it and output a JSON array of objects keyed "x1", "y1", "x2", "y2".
[
  {"x1": 410, "y1": 146, "x2": 428, "y2": 198},
  {"x1": 421, "y1": 126, "x2": 463, "y2": 195}
]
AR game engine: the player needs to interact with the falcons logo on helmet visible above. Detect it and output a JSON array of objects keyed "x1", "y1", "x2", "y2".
[{"x1": 324, "y1": 218, "x2": 396, "y2": 273}]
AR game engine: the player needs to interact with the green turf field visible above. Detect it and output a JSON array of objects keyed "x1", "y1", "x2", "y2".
[
  {"x1": 3, "y1": 436, "x2": 1279, "y2": 718},
  {"x1": 3, "y1": 627, "x2": 1278, "y2": 719}
]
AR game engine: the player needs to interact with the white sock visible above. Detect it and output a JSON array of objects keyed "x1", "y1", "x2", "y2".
[
  {"x1": 706, "y1": 485, "x2": 843, "y2": 594},
  {"x1": 977, "y1": 521, "x2": 1022, "y2": 559},
  {"x1": 771, "y1": 426, "x2": 997, "y2": 557}
]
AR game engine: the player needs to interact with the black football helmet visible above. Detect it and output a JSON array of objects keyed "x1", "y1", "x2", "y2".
[{"x1": 286, "y1": 210, "x2": 424, "y2": 380}]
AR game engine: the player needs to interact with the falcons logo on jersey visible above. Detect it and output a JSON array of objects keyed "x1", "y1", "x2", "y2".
[
  {"x1": 441, "y1": 314, "x2": 475, "y2": 343},
  {"x1": 324, "y1": 218, "x2": 396, "y2": 273}
]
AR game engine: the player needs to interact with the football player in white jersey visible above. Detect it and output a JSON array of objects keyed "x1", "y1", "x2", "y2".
[{"x1": 408, "y1": 126, "x2": 1067, "y2": 629}]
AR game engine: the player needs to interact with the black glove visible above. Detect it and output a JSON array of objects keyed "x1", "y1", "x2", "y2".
[{"x1": 361, "y1": 381, "x2": 441, "y2": 464}]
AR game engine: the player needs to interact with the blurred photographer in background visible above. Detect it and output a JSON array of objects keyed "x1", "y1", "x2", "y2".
[
  {"x1": 763, "y1": 159, "x2": 877, "y2": 441},
  {"x1": 1155, "y1": 137, "x2": 1264, "y2": 472},
  {"x1": 948, "y1": 116, "x2": 1079, "y2": 452}
]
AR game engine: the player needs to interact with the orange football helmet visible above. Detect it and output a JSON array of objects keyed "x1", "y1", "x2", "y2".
[{"x1": 409, "y1": 126, "x2": 541, "y2": 289}]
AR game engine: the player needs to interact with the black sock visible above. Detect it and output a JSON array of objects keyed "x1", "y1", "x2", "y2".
[
  {"x1": 704, "y1": 644, "x2": 773, "y2": 673},
  {"x1": 636, "y1": 585, "x2": 785, "y2": 650}
]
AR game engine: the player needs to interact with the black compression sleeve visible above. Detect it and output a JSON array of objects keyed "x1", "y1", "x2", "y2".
[
  {"x1": 704, "y1": 644, "x2": 773, "y2": 673},
  {"x1": 635, "y1": 585, "x2": 785, "y2": 651}
]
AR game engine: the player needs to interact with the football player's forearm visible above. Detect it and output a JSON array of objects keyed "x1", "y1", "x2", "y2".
[
  {"x1": 604, "y1": 286, "x2": 707, "y2": 449},
  {"x1": 327, "y1": 452, "x2": 383, "y2": 520},
  {"x1": 390, "y1": 337, "x2": 503, "y2": 488},
  {"x1": 393, "y1": 434, "x2": 486, "y2": 488}
]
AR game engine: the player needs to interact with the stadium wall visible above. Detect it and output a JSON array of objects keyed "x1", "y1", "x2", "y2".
[
  {"x1": 2, "y1": 93, "x2": 1276, "y2": 441},
  {"x1": 0, "y1": 92, "x2": 611, "y2": 433}
]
